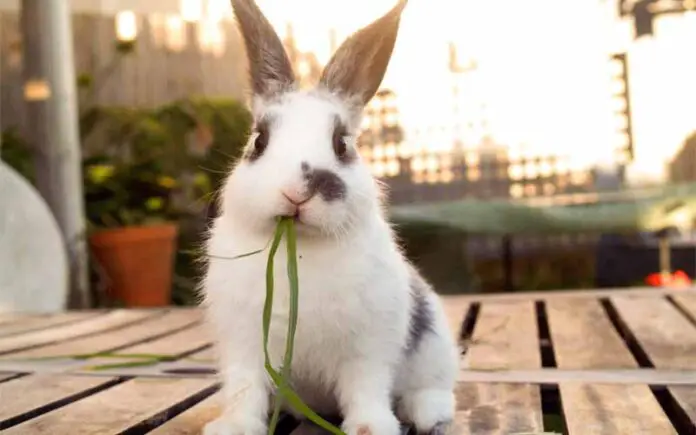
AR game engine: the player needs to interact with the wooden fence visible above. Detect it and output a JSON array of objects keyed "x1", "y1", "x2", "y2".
[{"x1": 0, "y1": 11, "x2": 248, "y2": 132}]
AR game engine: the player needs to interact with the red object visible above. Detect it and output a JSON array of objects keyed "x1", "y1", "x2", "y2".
[
  {"x1": 644, "y1": 270, "x2": 692, "y2": 288},
  {"x1": 89, "y1": 224, "x2": 178, "y2": 306}
]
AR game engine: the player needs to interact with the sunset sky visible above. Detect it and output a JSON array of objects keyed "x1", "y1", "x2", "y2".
[{"x1": 197, "y1": 0, "x2": 696, "y2": 185}]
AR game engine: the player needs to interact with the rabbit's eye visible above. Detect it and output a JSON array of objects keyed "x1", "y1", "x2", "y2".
[
  {"x1": 254, "y1": 129, "x2": 268, "y2": 152},
  {"x1": 247, "y1": 123, "x2": 269, "y2": 162},
  {"x1": 333, "y1": 134, "x2": 347, "y2": 158}
]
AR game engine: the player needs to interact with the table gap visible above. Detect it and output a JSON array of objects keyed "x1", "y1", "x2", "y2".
[
  {"x1": 0, "y1": 377, "x2": 127, "y2": 430},
  {"x1": 0, "y1": 372, "x2": 28, "y2": 385},
  {"x1": 535, "y1": 300, "x2": 569, "y2": 435},
  {"x1": 122, "y1": 383, "x2": 221, "y2": 435},
  {"x1": 600, "y1": 297, "x2": 695, "y2": 435},
  {"x1": 666, "y1": 295, "x2": 696, "y2": 327}
]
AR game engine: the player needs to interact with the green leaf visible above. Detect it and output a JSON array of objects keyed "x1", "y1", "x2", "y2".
[
  {"x1": 264, "y1": 220, "x2": 287, "y2": 435},
  {"x1": 263, "y1": 218, "x2": 346, "y2": 435}
]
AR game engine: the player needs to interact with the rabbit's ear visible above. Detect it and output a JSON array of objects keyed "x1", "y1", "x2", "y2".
[
  {"x1": 231, "y1": 0, "x2": 295, "y2": 99},
  {"x1": 319, "y1": 0, "x2": 407, "y2": 107}
]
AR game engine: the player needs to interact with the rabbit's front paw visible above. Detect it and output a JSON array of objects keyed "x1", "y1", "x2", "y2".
[
  {"x1": 202, "y1": 414, "x2": 267, "y2": 435},
  {"x1": 342, "y1": 408, "x2": 401, "y2": 435}
]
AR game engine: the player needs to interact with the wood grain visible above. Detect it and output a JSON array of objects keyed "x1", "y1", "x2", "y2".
[
  {"x1": 546, "y1": 298, "x2": 676, "y2": 434},
  {"x1": 2, "y1": 377, "x2": 217, "y2": 434},
  {"x1": 546, "y1": 298, "x2": 638, "y2": 368},
  {"x1": 4, "y1": 309, "x2": 201, "y2": 359},
  {"x1": 456, "y1": 301, "x2": 543, "y2": 434},
  {"x1": 0, "y1": 374, "x2": 118, "y2": 426},
  {"x1": 0, "y1": 309, "x2": 163, "y2": 355},
  {"x1": 452, "y1": 383, "x2": 543, "y2": 435},
  {"x1": 560, "y1": 383, "x2": 676, "y2": 435},
  {"x1": 147, "y1": 392, "x2": 222, "y2": 434},
  {"x1": 611, "y1": 295, "x2": 696, "y2": 369},
  {"x1": 0, "y1": 312, "x2": 103, "y2": 338},
  {"x1": 466, "y1": 301, "x2": 540, "y2": 370}
]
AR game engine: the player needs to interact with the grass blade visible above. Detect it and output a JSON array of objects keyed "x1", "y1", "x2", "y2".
[
  {"x1": 265, "y1": 220, "x2": 287, "y2": 435},
  {"x1": 263, "y1": 218, "x2": 346, "y2": 435}
]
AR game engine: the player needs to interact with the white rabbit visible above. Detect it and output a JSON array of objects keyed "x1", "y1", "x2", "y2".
[{"x1": 200, "y1": 0, "x2": 460, "y2": 434}]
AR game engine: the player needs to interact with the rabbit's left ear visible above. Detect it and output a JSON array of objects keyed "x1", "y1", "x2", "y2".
[
  {"x1": 231, "y1": 0, "x2": 295, "y2": 100},
  {"x1": 319, "y1": 0, "x2": 407, "y2": 108}
]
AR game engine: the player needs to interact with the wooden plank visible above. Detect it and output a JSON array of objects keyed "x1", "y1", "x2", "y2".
[
  {"x1": 0, "y1": 374, "x2": 118, "y2": 427},
  {"x1": 611, "y1": 295, "x2": 696, "y2": 369},
  {"x1": 546, "y1": 298, "x2": 637, "y2": 368},
  {"x1": 560, "y1": 383, "x2": 676, "y2": 435},
  {"x1": 466, "y1": 301, "x2": 540, "y2": 370},
  {"x1": 457, "y1": 369, "x2": 696, "y2": 385},
  {"x1": 0, "y1": 309, "x2": 164, "y2": 355},
  {"x1": 453, "y1": 287, "x2": 694, "y2": 303},
  {"x1": 451, "y1": 383, "x2": 543, "y2": 435},
  {"x1": 147, "y1": 392, "x2": 222, "y2": 435},
  {"x1": 5, "y1": 309, "x2": 201, "y2": 359},
  {"x1": 2, "y1": 377, "x2": 218, "y2": 434},
  {"x1": 455, "y1": 301, "x2": 543, "y2": 434},
  {"x1": 440, "y1": 295, "x2": 469, "y2": 342},
  {"x1": 0, "y1": 311, "x2": 104, "y2": 338},
  {"x1": 117, "y1": 321, "x2": 211, "y2": 356}
]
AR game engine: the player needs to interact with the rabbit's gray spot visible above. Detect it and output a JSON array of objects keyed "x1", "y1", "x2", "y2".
[
  {"x1": 301, "y1": 161, "x2": 310, "y2": 172},
  {"x1": 304, "y1": 169, "x2": 346, "y2": 202},
  {"x1": 406, "y1": 270, "x2": 435, "y2": 354}
]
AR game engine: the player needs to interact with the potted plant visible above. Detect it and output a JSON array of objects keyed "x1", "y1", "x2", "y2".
[{"x1": 80, "y1": 105, "x2": 196, "y2": 307}]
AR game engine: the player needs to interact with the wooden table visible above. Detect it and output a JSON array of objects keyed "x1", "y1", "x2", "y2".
[{"x1": 1, "y1": 287, "x2": 695, "y2": 434}]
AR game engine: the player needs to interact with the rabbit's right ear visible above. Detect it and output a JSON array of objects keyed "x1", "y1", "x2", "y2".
[
  {"x1": 230, "y1": 0, "x2": 295, "y2": 100},
  {"x1": 319, "y1": 0, "x2": 407, "y2": 109}
]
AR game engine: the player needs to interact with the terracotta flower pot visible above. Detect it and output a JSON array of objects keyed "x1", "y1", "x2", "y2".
[{"x1": 89, "y1": 223, "x2": 178, "y2": 307}]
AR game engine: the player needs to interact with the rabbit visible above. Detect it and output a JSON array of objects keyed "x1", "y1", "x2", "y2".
[{"x1": 199, "y1": 0, "x2": 460, "y2": 434}]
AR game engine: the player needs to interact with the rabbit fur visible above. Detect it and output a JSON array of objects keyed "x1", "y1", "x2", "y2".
[{"x1": 200, "y1": 1, "x2": 460, "y2": 434}]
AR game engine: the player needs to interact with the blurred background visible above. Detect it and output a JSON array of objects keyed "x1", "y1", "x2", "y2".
[{"x1": 1, "y1": 0, "x2": 696, "y2": 309}]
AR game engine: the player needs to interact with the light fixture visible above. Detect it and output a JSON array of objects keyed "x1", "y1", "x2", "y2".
[{"x1": 115, "y1": 10, "x2": 137, "y2": 42}]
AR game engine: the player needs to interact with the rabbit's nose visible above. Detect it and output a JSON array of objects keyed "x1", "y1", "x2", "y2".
[{"x1": 282, "y1": 191, "x2": 312, "y2": 206}]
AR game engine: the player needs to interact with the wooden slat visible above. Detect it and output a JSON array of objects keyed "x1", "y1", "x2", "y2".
[
  {"x1": 0, "y1": 311, "x2": 103, "y2": 338},
  {"x1": 466, "y1": 301, "x2": 540, "y2": 370},
  {"x1": 451, "y1": 383, "x2": 543, "y2": 435},
  {"x1": 118, "y1": 322, "x2": 211, "y2": 356},
  {"x1": 147, "y1": 392, "x2": 221, "y2": 435},
  {"x1": 560, "y1": 383, "x2": 677, "y2": 435},
  {"x1": 546, "y1": 298, "x2": 637, "y2": 368},
  {"x1": 611, "y1": 295, "x2": 696, "y2": 369},
  {"x1": 457, "y1": 369, "x2": 696, "y2": 385},
  {"x1": 456, "y1": 301, "x2": 543, "y2": 434},
  {"x1": 0, "y1": 309, "x2": 163, "y2": 355},
  {"x1": 5, "y1": 309, "x2": 201, "y2": 359},
  {"x1": 440, "y1": 295, "x2": 469, "y2": 341},
  {"x1": 455, "y1": 287, "x2": 694, "y2": 303},
  {"x1": 2, "y1": 377, "x2": 217, "y2": 434},
  {"x1": 69, "y1": 322, "x2": 213, "y2": 372},
  {"x1": 0, "y1": 374, "x2": 118, "y2": 426}
]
